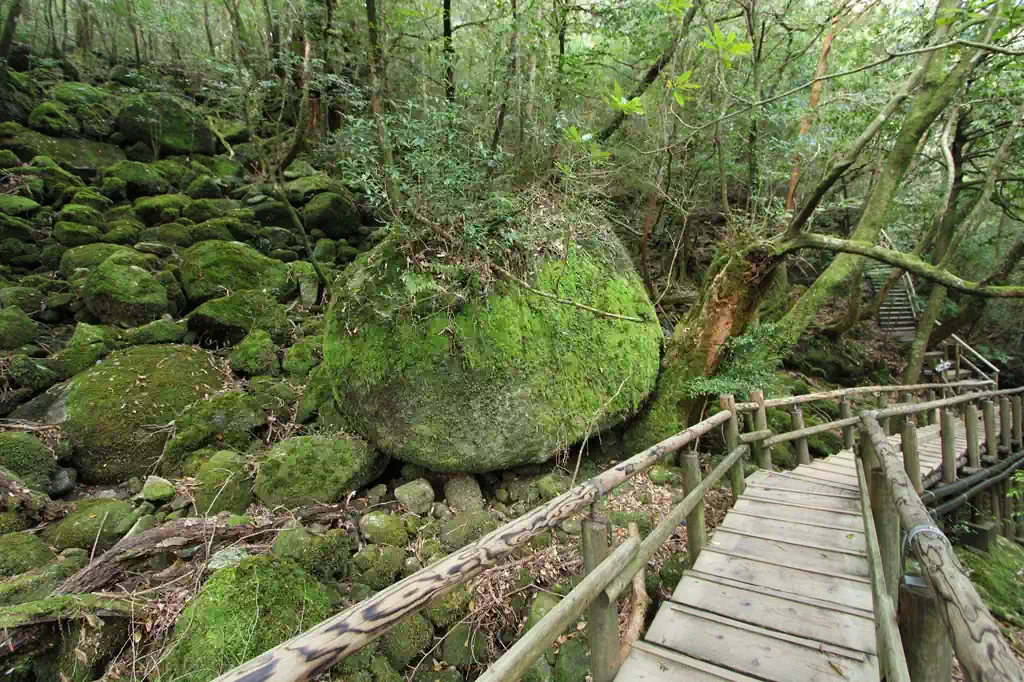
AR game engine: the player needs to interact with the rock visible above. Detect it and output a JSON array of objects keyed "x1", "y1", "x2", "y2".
[
  {"x1": 553, "y1": 637, "x2": 590, "y2": 682},
  {"x1": 442, "y1": 623, "x2": 489, "y2": 668},
  {"x1": 0, "y1": 549, "x2": 88, "y2": 606},
  {"x1": 180, "y1": 240, "x2": 294, "y2": 304},
  {"x1": 524, "y1": 593, "x2": 561, "y2": 633},
  {"x1": 53, "y1": 82, "x2": 109, "y2": 107},
  {"x1": 134, "y1": 193, "x2": 192, "y2": 225},
  {"x1": 162, "y1": 392, "x2": 265, "y2": 471},
  {"x1": 230, "y1": 329, "x2": 280, "y2": 376},
  {"x1": 413, "y1": 668, "x2": 463, "y2": 682},
  {"x1": 28, "y1": 100, "x2": 81, "y2": 137},
  {"x1": 48, "y1": 466, "x2": 77, "y2": 497},
  {"x1": 359, "y1": 511, "x2": 409, "y2": 546},
  {"x1": 0, "y1": 532, "x2": 55, "y2": 577},
  {"x1": 160, "y1": 556, "x2": 333, "y2": 682},
  {"x1": 59, "y1": 243, "x2": 132, "y2": 278},
  {"x1": 109, "y1": 64, "x2": 147, "y2": 87},
  {"x1": 352, "y1": 544, "x2": 405, "y2": 590},
  {"x1": 0, "y1": 121, "x2": 125, "y2": 178},
  {"x1": 323, "y1": 236, "x2": 661, "y2": 473},
  {"x1": 41, "y1": 498, "x2": 134, "y2": 551},
  {"x1": 303, "y1": 190, "x2": 361, "y2": 239},
  {"x1": 0, "y1": 287, "x2": 43, "y2": 314},
  {"x1": 523, "y1": 657, "x2": 554, "y2": 682},
  {"x1": 208, "y1": 546, "x2": 249, "y2": 570},
  {"x1": 283, "y1": 174, "x2": 345, "y2": 205},
  {"x1": 187, "y1": 174, "x2": 222, "y2": 199},
  {"x1": 444, "y1": 475, "x2": 484, "y2": 512},
  {"x1": 425, "y1": 585, "x2": 472, "y2": 628},
  {"x1": 102, "y1": 160, "x2": 169, "y2": 198},
  {"x1": 187, "y1": 289, "x2": 288, "y2": 347},
  {"x1": 441, "y1": 510, "x2": 498, "y2": 549},
  {"x1": 33, "y1": 613, "x2": 129, "y2": 682},
  {"x1": 126, "y1": 317, "x2": 187, "y2": 345},
  {"x1": 254, "y1": 434, "x2": 388, "y2": 508},
  {"x1": 0, "y1": 194, "x2": 40, "y2": 217},
  {"x1": 116, "y1": 93, "x2": 218, "y2": 156},
  {"x1": 379, "y1": 612, "x2": 433, "y2": 670},
  {"x1": 0, "y1": 432, "x2": 55, "y2": 490},
  {"x1": 142, "y1": 475, "x2": 176, "y2": 502},
  {"x1": 183, "y1": 198, "x2": 227, "y2": 223},
  {"x1": 0, "y1": 149, "x2": 20, "y2": 167},
  {"x1": 61, "y1": 345, "x2": 226, "y2": 483},
  {"x1": 53, "y1": 220, "x2": 102, "y2": 246},
  {"x1": 9, "y1": 353, "x2": 58, "y2": 392},
  {"x1": 282, "y1": 335, "x2": 322, "y2": 377},
  {"x1": 83, "y1": 252, "x2": 169, "y2": 326},
  {"x1": 194, "y1": 450, "x2": 251, "y2": 515},
  {"x1": 395, "y1": 478, "x2": 435, "y2": 514},
  {"x1": 0, "y1": 306, "x2": 37, "y2": 350}
]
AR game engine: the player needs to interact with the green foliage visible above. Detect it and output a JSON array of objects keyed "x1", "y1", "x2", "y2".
[
  {"x1": 699, "y1": 24, "x2": 753, "y2": 68},
  {"x1": 679, "y1": 324, "x2": 791, "y2": 399},
  {"x1": 604, "y1": 81, "x2": 645, "y2": 116}
]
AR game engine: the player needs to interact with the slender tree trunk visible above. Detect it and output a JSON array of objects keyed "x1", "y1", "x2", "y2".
[
  {"x1": 442, "y1": 0, "x2": 454, "y2": 102},
  {"x1": 488, "y1": 0, "x2": 518, "y2": 159},
  {"x1": 549, "y1": 0, "x2": 567, "y2": 167},
  {"x1": 203, "y1": 0, "x2": 216, "y2": 57},
  {"x1": 366, "y1": 0, "x2": 398, "y2": 213},
  {"x1": 0, "y1": 0, "x2": 24, "y2": 102},
  {"x1": 60, "y1": 0, "x2": 68, "y2": 54},
  {"x1": 744, "y1": 0, "x2": 762, "y2": 210}
]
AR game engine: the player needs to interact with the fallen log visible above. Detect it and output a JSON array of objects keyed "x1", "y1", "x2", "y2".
[{"x1": 0, "y1": 594, "x2": 141, "y2": 660}]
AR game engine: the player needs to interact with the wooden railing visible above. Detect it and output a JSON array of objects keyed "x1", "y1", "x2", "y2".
[{"x1": 214, "y1": 379, "x2": 1021, "y2": 682}]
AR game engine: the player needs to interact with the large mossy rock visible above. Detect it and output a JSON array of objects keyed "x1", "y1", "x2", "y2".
[
  {"x1": 41, "y1": 498, "x2": 135, "y2": 551},
  {"x1": 28, "y1": 100, "x2": 81, "y2": 137},
  {"x1": 188, "y1": 290, "x2": 289, "y2": 346},
  {"x1": 62, "y1": 345, "x2": 226, "y2": 483},
  {"x1": 0, "y1": 306, "x2": 37, "y2": 350},
  {"x1": 0, "y1": 432, "x2": 56, "y2": 490},
  {"x1": 0, "y1": 532, "x2": 56, "y2": 577},
  {"x1": 0, "y1": 122, "x2": 125, "y2": 178},
  {"x1": 323, "y1": 237, "x2": 661, "y2": 472},
  {"x1": 160, "y1": 556, "x2": 333, "y2": 682},
  {"x1": 303, "y1": 190, "x2": 361, "y2": 239},
  {"x1": 59, "y1": 243, "x2": 133, "y2": 278},
  {"x1": 115, "y1": 93, "x2": 217, "y2": 155},
  {"x1": 254, "y1": 435, "x2": 388, "y2": 507},
  {"x1": 102, "y1": 160, "x2": 170, "y2": 198},
  {"x1": 180, "y1": 240, "x2": 293, "y2": 304},
  {"x1": 83, "y1": 253, "x2": 169, "y2": 327}
]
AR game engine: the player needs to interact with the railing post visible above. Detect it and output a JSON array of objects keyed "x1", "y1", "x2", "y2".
[
  {"x1": 791, "y1": 405, "x2": 811, "y2": 465},
  {"x1": 1012, "y1": 395, "x2": 1023, "y2": 449},
  {"x1": 861, "y1": 426, "x2": 899, "y2": 606},
  {"x1": 840, "y1": 398, "x2": 855, "y2": 450},
  {"x1": 999, "y1": 396, "x2": 1012, "y2": 457},
  {"x1": 681, "y1": 450, "x2": 706, "y2": 566},
  {"x1": 721, "y1": 395, "x2": 744, "y2": 503},
  {"x1": 983, "y1": 399, "x2": 998, "y2": 462},
  {"x1": 751, "y1": 390, "x2": 771, "y2": 470},
  {"x1": 859, "y1": 427, "x2": 877, "y2": 499},
  {"x1": 965, "y1": 402, "x2": 981, "y2": 469},
  {"x1": 879, "y1": 393, "x2": 890, "y2": 436},
  {"x1": 582, "y1": 510, "x2": 619, "y2": 682},
  {"x1": 940, "y1": 409, "x2": 956, "y2": 485},
  {"x1": 926, "y1": 389, "x2": 937, "y2": 426},
  {"x1": 1006, "y1": 484, "x2": 1017, "y2": 541},
  {"x1": 901, "y1": 419, "x2": 921, "y2": 495},
  {"x1": 899, "y1": 575, "x2": 953, "y2": 682}
]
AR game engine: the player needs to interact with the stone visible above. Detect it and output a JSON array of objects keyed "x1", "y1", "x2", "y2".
[
  {"x1": 54, "y1": 220, "x2": 103, "y2": 246},
  {"x1": 208, "y1": 546, "x2": 250, "y2": 570},
  {"x1": 102, "y1": 160, "x2": 169, "y2": 198},
  {"x1": 230, "y1": 329, "x2": 280, "y2": 376},
  {"x1": 444, "y1": 475, "x2": 484, "y2": 512},
  {"x1": 59, "y1": 243, "x2": 132, "y2": 278},
  {"x1": 302, "y1": 190, "x2": 361, "y2": 239},
  {"x1": 194, "y1": 450, "x2": 251, "y2": 515},
  {"x1": 0, "y1": 549, "x2": 88, "y2": 606},
  {"x1": 0, "y1": 306, "x2": 37, "y2": 349},
  {"x1": 0, "y1": 121, "x2": 125, "y2": 178},
  {"x1": 48, "y1": 466, "x2": 77, "y2": 497},
  {"x1": 134, "y1": 193, "x2": 192, "y2": 225},
  {"x1": 28, "y1": 100, "x2": 81, "y2": 137},
  {"x1": 41, "y1": 498, "x2": 135, "y2": 551},
  {"x1": 282, "y1": 336, "x2": 322, "y2": 378},
  {"x1": 188, "y1": 289, "x2": 289, "y2": 346},
  {"x1": 442, "y1": 623, "x2": 489, "y2": 668},
  {"x1": 359, "y1": 511, "x2": 409, "y2": 546},
  {"x1": 142, "y1": 475, "x2": 176, "y2": 502},
  {"x1": 83, "y1": 252, "x2": 169, "y2": 327},
  {"x1": 395, "y1": 478, "x2": 435, "y2": 514},
  {"x1": 9, "y1": 353, "x2": 58, "y2": 392},
  {"x1": 441, "y1": 510, "x2": 498, "y2": 549},
  {"x1": 553, "y1": 637, "x2": 590, "y2": 682},
  {"x1": 352, "y1": 544, "x2": 405, "y2": 590},
  {"x1": 0, "y1": 532, "x2": 55, "y2": 576},
  {"x1": 0, "y1": 431, "x2": 55, "y2": 489},
  {"x1": 253, "y1": 435, "x2": 389, "y2": 508},
  {"x1": 179, "y1": 240, "x2": 294, "y2": 304},
  {"x1": 162, "y1": 392, "x2": 265, "y2": 471},
  {"x1": 0, "y1": 194, "x2": 40, "y2": 217},
  {"x1": 0, "y1": 286, "x2": 43, "y2": 313},
  {"x1": 116, "y1": 93, "x2": 218, "y2": 156},
  {"x1": 379, "y1": 612, "x2": 433, "y2": 670}
]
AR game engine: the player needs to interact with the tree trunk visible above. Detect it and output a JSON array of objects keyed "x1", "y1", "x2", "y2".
[
  {"x1": 365, "y1": 0, "x2": 398, "y2": 213},
  {"x1": 488, "y1": 0, "x2": 518, "y2": 159},
  {"x1": 204, "y1": 0, "x2": 216, "y2": 56},
  {"x1": 0, "y1": 0, "x2": 24, "y2": 102},
  {"x1": 442, "y1": 0, "x2": 454, "y2": 102},
  {"x1": 550, "y1": 0, "x2": 568, "y2": 167}
]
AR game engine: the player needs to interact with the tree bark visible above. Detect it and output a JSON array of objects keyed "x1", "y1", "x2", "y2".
[
  {"x1": 442, "y1": 0, "x2": 454, "y2": 102},
  {"x1": 488, "y1": 0, "x2": 518, "y2": 159},
  {"x1": 0, "y1": 0, "x2": 24, "y2": 66},
  {"x1": 204, "y1": 0, "x2": 216, "y2": 56},
  {"x1": 365, "y1": 0, "x2": 398, "y2": 213}
]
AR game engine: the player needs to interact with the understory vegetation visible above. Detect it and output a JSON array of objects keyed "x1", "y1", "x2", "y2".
[{"x1": 0, "y1": 0, "x2": 1022, "y2": 678}]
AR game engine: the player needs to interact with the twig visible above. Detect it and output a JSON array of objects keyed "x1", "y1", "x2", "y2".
[
  {"x1": 492, "y1": 264, "x2": 647, "y2": 323},
  {"x1": 90, "y1": 511, "x2": 110, "y2": 565}
]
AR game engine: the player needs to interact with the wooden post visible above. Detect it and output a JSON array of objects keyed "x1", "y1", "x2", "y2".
[
  {"x1": 791, "y1": 405, "x2": 811, "y2": 465},
  {"x1": 999, "y1": 396, "x2": 1012, "y2": 457},
  {"x1": 901, "y1": 419, "x2": 921, "y2": 495},
  {"x1": 926, "y1": 389, "x2": 937, "y2": 426},
  {"x1": 751, "y1": 390, "x2": 771, "y2": 470},
  {"x1": 871, "y1": 467, "x2": 900, "y2": 608},
  {"x1": 721, "y1": 395, "x2": 743, "y2": 503},
  {"x1": 583, "y1": 514, "x2": 619, "y2": 682},
  {"x1": 983, "y1": 400, "x2": 998, "y2": 461},
  {"x1": 840, "y1": 398, "x2": 855, "y2": 450},
  {"x1": 940, "y1": 409, "x2": 956, "y2": 485},
  {"x1": 860, "y1": 427, "x2": 878, "y2": 499},
  {"x1": 879, "y1": 392, "x2": 890, "y2": 436},
  {"x1": 965, "y1": 402, "x2": 981, "y2": 469},
  {"x1": 991, "y1": 479, "x2": 1003, "y2": 534},
  {"x1": 681, "y1": 451, "x2": 706, "y2": 566},
  {"x1": 1012, "y1": 395, "x2": 1022, "y2": 450},
  {"x1": 899, "y1": 575, "x2": 953, "y2": 682},
  {"x1": 1006, "y1": 485, "x2": 1017, "y2": 541}
]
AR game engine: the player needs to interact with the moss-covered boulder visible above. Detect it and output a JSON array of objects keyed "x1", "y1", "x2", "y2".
[
  {"x1": 115, "y1": 93, "x2": 217, "y2": 156},
  {"x1": 41, "y1": 498, "x2": 134, "y2": 550},
  {"x1": 162, "y1": 392, "x2": 265, "y2": 472},
  {"x1": 28, "y1": 100, "x2": 81, "y2": 137},
  {"x1": 160, "y1": 556, "x2": 333, "y2": 682},
  {"x1": 254, "y1": 435, "x2": 388, "y2": 508},
  {"x1": 32, "y1": 611, "x2": 129, "y2": 682},
  {"x1": 379, "y1": 612, "x2": 433, "y2": 670},
  {"x1": 54, "y1": 221, "x2": 102, "y2": 247},
  {"x1": 323, "y1": 237, "x2": 661, "y2": 472},
  {"x1": 62, "y1": 345, "x2": 226, "y2": 483},
  {"x1": 57, "y1": 203, "x2": 104, "y2": 227},
  {"x1": 0, "y1": 549, "x2": 88, "y2": 606},
  {"x1": 0, "y1": 122, "x2": 125, "y2": 178},
  {"x1": 125, "y1": 317, "x2": 186, "y2": 345},
  {"x1": 441, "y1": 510, "x2": 498, "y2": 550},
  {"x1": 183, "y1": 198, "x2": 226, "y2": 223},
  {"x1": 0, "y1": 532, "x2": 56, "y2": 576},
  {"x1": 180, "y1": 240, "x2": 294, "y2": 304},
  {"x1": 54, "y1": 82, "x2": 109, "y2": 108},
  {"x1": 230, "y1": 329, "x2": 279, "y2": 376},
  {"x1": 59, "y1": 242, "x2": 132, "y2": 278},
  {"x1": 194, "y1": 450, "x2": 252, "y2": 515},
  {"x1": 83, "y1": 252, "x2": 169, "y2": 326},
  {"x1": 359, "y1": 512, "x2": 408, "y2": 546},
  {"x1": 0, "y1": 194, "x2": 40, "y2": 217},
  {"x1": 0, "y1": 306, "x2": 37, "y2": 349},
  {"x1": 0, "y1": 432, "x2": 56, "y2": 490},
  {"x1": 0, "y1": 286, "x2": 44, "y2": 313},
  {"x1": 352, "y1": 544, "x2": 405, "y2": 590},
  {"x1": 134, "y1": 193, "x2": 191, "y2": 225},
  {"x1": 303, "y1": 190, "x2": 361, "y2": 239},
  {"x1": 282, "y1": 336, "x2": 322, "y2": 378},
  {"x1": 102, "y1": 160, "x2": 169, "y2": 198},
  {"x1": 188, "y1": 290, "x2": 289, "y2": 346},
  {"x1": 10, "y1": 353, "x2": 59, "y2": 392}
]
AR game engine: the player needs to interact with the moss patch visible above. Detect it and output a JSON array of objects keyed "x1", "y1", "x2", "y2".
[
  {"x1": 83, "y1": 252, "x2": 169, "y2": 327},
  {"x1": 180, "y1": 240, "x2": 294, "y2": 304},
  {"x1": 0, "y1": 532, "x2": 56, "y2": 577},
  {"x1": 194, "y1": 450, "x2": 252, "y2": 516},
  {"x1": 41, "y1": 498, "x2": 134, "y2": 551},
  {"x1": 0, "y1": 432, "x2": 56, "y2": 489},
  {"x1": 188, "y1": 289, "x2": 289, "y2": 346}
]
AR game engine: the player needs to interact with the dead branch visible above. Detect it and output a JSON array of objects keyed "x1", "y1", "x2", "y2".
[{"x1": 618, "y1": 522, "x2": 647, "y2": 665}]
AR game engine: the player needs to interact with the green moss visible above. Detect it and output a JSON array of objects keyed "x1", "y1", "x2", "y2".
[
  {"x1": 70, "y1": 189, "x2": 112, "y2": 211},
  {"x1": 126, "y1": 317, "x2": 187, "y2": 345},
  {"x1": 54, "y1": 221, "x2": 103, "y2": 247},
  {"x1": 359, "y1": 512, "x2": 409, "y2": 546},
  {"x1": 303, "y1": 190, "x2": 361, "y2": 239},
  {"x1": 59, "y1": 243, "x2": 132, "y2": 278},
  {"x1": 188, "y1": 289, "x2": 289, "y2": 345},
  {"x1": 0, "y1": 149, "x2": 19, "y2": 168},
  {"x1": 182, "y1": 199, "x2": 226, "y2": 223},
  {"x1": 379, "y1": 612, "x2": 433, "y2": 670},
  {"x1": 273, "y1": 522, "x2": 353, "y2": 580},
  {"x1": 0, "y1": 194, "x2": 40, "y2": 217},
  {"x1": 138, "y1": 223, "x2": 193, "y2": 246},
  {"x1": 115, "y1": 93, "x2": 217, "y2": 156},
  {"x1": 64, "y1": 344, "x2": 225, "y2": 483},
  {"x1": 441, "y1": 511, "x2": 498, "y2": 550},
  {"x1": 28, "y1": 101, "x2": 81, "y2": 137},
  {"x1": 0, "y1": 307, "x2": 37, "y2": 350},
  {"x1": 957, "y1": 536, "x2": 1024, "y2": 627},
  {"x1": 9, "y1": 353, "x2": 59, "y2": 392},
  {"x1": 0, "y1": 122, "x2": 125, "y2": 175},
  {"x1": 187, "y1": 174, "x2": 221, "y2": 199},
  {"x1": 56, "y1": 203, "x2": 103, "y2": 227},
  {"x1": 0, "y1": 549, "x2": 89, "y2": 606},
  {"x1": 425, "y1": 585, "x2": 471, "y2": 628},
  {"x1": 0, "y1": 532, "x2": 56, "y2": 577},
  {"x1": 103, "y1": 160, "x2": 169, "y2": 198},
  {"x1": 282, "y1": 335, "x2": 322, "y2": 378},
  {"x1": 324, "y1": 237, "x2": 660, "y2": 473},
  {"x1": 0, "y1": 286, "x2": 43, "y2": 313},
  {"x1": 352, "y1": 544, "x2": 405, "y2": 590},
  {"x1": 83, "y1": 252, "x2": 169, "y2": 327},
  {"x1": 0, "y1": 511, "x2": 30, "y2": 534},
  {"x1": 41, "y1": 498, "x2": 134, "y2": 551},
  {"x1": 162, "y1": 392, "x2": 265, "y2": 473},
  {"x1": 160, "y1": 556, "x2": 333, "y2": 682},
  {"x1": 441, "y1": 623, "x2": 487, "y2": 668},
  {"x1": 180, "y1": 240, "x2": 294, "y2": 304},
  {"x1": 231, "y1": 329, "x2": 280, "y2": 376},
  {"x1": 134, "y1": 193, "x2": 191, "y2": 226},
  {"x1": 194, "y1": 450, "x2": 252, "y2": 516},
  {"x1": 254, "y1": 435, "x2": 387, "y2": 507},
  {"x1": 53, "y1": 83, "x2": 109, "y2": 107}
]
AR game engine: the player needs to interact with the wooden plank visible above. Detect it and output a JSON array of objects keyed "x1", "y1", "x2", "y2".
[
  {"x1": 742, "y1": 489, "x2": 861, "y2": 513},
  {"x1": 670, "y1": 575, "x2": 877, "y2": 654},
  {"x1": 808, "y1": 460, "x2": 858, "y2": 475},
  {"x1": 746, "y1": 471, "x2": 859, "y2": 497},
  {"x1": 692, "y1": 547, "x2": 873, "y2": 611},
  {"x1": 789, "y1": 467, "x2": 860, "y2": 488},
  {"x1": 731, "y1": 499, "x2": 864, "y2": 530},
  {"x1": 616, "y1": 642, "x2": 760, "y2": 682},
  {"x1": 706, "y1": 531, "x2": 870, "y2": 580},
  {"x1": 720, "y1": 514, "x2": 867, "y2": 552},
  {"x1": 644, "y1": 604, "x2": 878, "y2": 682},
  {"x1": 685, "y1": 570, "x2": 873, "y2": 618}
]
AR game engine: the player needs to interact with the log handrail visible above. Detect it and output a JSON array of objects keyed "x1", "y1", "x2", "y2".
[{"x1": 733, "y1": 379, "x2": 993, "y2": 412}]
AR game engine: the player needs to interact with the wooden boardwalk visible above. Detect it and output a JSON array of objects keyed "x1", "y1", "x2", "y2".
[{"x1": 615, "y1": 418, "x2": 969, "y2": 682}]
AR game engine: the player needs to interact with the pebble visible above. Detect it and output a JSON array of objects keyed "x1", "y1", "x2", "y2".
[{"x1": 48, "y1": 467, "x2": 77, "y2": 497}]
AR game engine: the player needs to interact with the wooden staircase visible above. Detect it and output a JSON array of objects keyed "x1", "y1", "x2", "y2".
[{"x1": 866, "y1": 263, "x2": 917, "y2": 342}]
